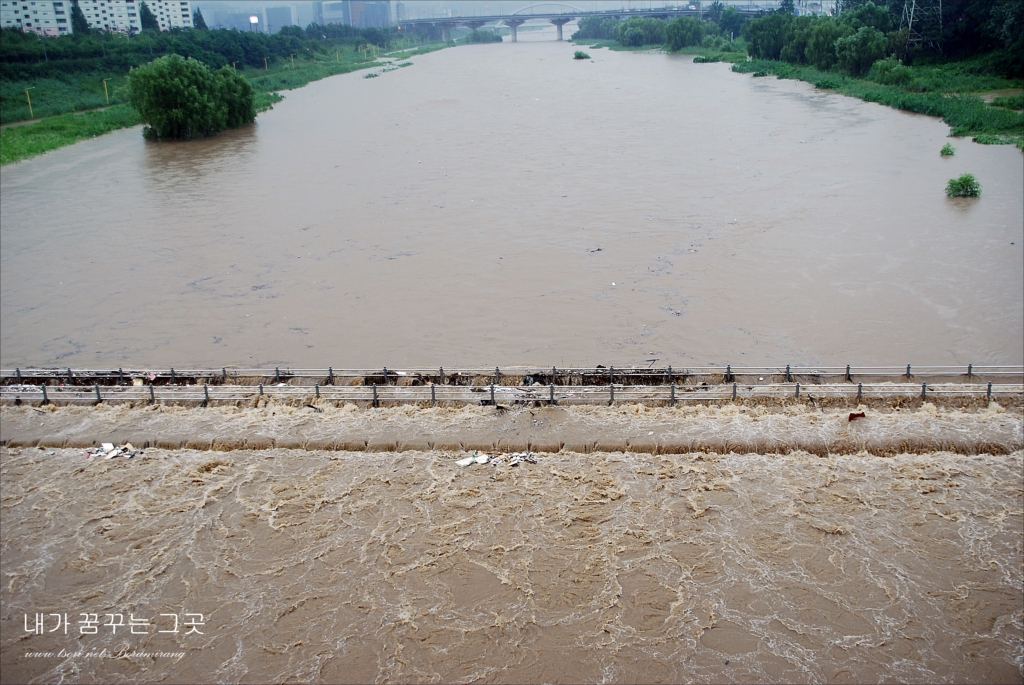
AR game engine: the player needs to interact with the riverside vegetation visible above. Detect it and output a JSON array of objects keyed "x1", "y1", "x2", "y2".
[
  {"x1": 0, "y1": 21, "x2": 449, "y2": 164},
  {"x1": 573, "y1": 0, "x2": 1023, "y2": 148}
]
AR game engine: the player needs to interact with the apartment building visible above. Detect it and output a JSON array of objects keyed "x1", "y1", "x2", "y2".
[
  {"x1": 0, "y1": 0, "x2": 68, "y2": 35},
  {"x1": 1, "y1": 0, "x2": 191, "y2": 35}
]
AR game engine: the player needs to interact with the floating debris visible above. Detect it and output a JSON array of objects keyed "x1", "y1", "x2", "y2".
[
  {"x1": 84, "y1": 442, "x2": 140, "y2": 460},
  {"x1": 455, "y1": 451, "x2": 538, "y2": 467},
  {"x1": 849, "y1": 412, "x2": 866, "y2": 422}
]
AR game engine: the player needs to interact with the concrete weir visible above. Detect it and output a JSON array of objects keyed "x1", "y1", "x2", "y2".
[{"x1": 2, "y1": 366, "x2": 1021, "y2": 456}]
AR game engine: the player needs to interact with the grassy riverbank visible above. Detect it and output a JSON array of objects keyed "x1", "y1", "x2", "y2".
[
  {"x1": 717, "y1": 54, "x2": 1023, "y2": 147},
  {"x1": 0, "y1": 104, "x2": 139, "y2": 165},
  {"x1": 575, "y1": 38, "x2": 1022, "y2": 146},
  {"x1": 0, "y1": 42, "x2": 450, "y2": 166}
]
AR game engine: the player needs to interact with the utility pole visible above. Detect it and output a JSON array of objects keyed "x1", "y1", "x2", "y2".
[{"x1": 24, "y1": 87, "x2": 34, "y2": 118}]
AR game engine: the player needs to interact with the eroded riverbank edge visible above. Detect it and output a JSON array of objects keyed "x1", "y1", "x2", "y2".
[{"x1": 2, "y1": 401, "x2": 1020, "y2": 456}]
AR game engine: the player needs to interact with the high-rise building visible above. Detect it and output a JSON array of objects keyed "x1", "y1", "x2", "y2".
[
  {"x1": 1, "y1": 0, "x2": 192, "y2": 35},
  {"x1": 265, "y1": 5, "x2": 294, "y2": 32},
  {"x1": 350, "y1": 1, "x2": 389, "y2": 28},
  {"x1": 320, "y1": 0, "x2": 347, "y2": 25},
  {"x1": 320, "y1": 1, "x2": 389, "y2": 28}
]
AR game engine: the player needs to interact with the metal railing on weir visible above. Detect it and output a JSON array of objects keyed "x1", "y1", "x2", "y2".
[
  {"x1": 2, "y1": 372, "x2": 1021, "y2": 408},
  {"x1": 2, "y1": 364, "x2": 1022, "y2": 388}
]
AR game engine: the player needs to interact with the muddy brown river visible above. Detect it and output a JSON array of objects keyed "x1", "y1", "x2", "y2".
[
  {"x1": 2, "y1": 30, "x2": 1023, "y2": 685},
  {"x1": 1, "y1": 37, "x2": 1022, "y2": 369}
]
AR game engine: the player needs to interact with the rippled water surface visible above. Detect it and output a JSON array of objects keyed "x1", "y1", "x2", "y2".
[
  {"x1": 1, "y1": 37, "x2": 1022, "y2": 368},
  {"x1": 1, "y1": 443, "x2": 1021, "y2": 684}
]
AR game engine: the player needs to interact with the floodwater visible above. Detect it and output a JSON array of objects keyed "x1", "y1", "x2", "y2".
[
  {"x1": 2, "y1": 29, "x2": 1024, "y2": 685},
  {"x1": 1, "y1": 33, "x2": 1022, "y2": 369},
  {"x1": 2, "y1": 441, "x2": 1022, "y2": 684}
]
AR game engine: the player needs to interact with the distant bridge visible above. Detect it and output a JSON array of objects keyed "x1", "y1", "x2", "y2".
[{"x1": 396, "y1": 3, "x2": 776, "y2": 42}]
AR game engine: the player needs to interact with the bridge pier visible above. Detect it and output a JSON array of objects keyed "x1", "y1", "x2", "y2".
[
  {"x1": 463, "y1": 20, "x2": 486, "y2": 31},
  {"x1": 550, "y1": 18, "x2": 572, "y2": 41},
  {"x1": 504, "y1": 18, "x2": 525, "y2": 42},
  {"x1": 440, "y1": 23, "x2": 451, "y2": 42}
]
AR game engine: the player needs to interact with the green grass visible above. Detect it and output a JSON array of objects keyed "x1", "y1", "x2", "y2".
[
  {"x1": 990, "y1": 94, "x2": 1024, "y2": 110},
  {"x1": 384, "y1": 43, "x2": 449, "y2": 60},
  {"x1": 0, "y1": 104, "x2": 140, "y2": 165},
  {"x1": 1, "y1": 73, "x2": 130, "y2": 125},
  {"x1": 726, "y1": 59, "x2": 1024, "y2": 147},
  {"x1": 940, "y1": 142, "x2": 956, "y2": 155},
  {"x1": 244, "y1": 58, "x2": 375, "y2": 93}
]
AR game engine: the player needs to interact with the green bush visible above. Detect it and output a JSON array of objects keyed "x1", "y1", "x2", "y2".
[
  {"x1": 805, "y1": 19, "x2": 851, "y2": 71},
  {"x1": 573, "y1": 51, "x2": 590, "y2": 60},
  {"x1": 940, "y1": 142, "x2": 956, "y2": 155},
  {"x1": 666, "y1": 17, "x2": 705, "y2": 51},
  {"x1": 571, "y1": 16, "x2": 620, "y2": 41},
  {"x1": 871, "y1": 57, "x2": 913, "y2": 86},
  {"x1": 615, "y1": 17, "x2": 666, "y2": 48},
  {"x1": 945, "y1": 173, "x2": 981, "y2": 197},
  {"x1": 460, "y1": 29, "x2": 502, "y2": 44},
  {"x1": 126, "y1": 54, "x2": 255, "y2": 140},
  {"x1": 835, "y1": 26, "x2": 887, "y2": 76}
]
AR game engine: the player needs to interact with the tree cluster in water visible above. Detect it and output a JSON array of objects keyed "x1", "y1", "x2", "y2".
[{"x1": 125, "y1": 54, "x2": 255, "y2": 140}]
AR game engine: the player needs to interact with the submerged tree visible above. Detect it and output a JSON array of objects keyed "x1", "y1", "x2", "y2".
[
  {"x1": 192, "y1": 8, "x2": 208, "y2": 30},
  {"x1": 126, "y1": 54, "x2": 255, "y2": 140}
]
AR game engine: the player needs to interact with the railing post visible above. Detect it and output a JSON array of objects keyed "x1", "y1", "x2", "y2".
[
  {"x1": 921, "y1": 382, "x2": 927, "y2": 400},
  {"x1": 328, "y1": 367, "x2": 334, "y2": 385},
  {"x1": 170, "y1": 367, "x2": 176, "y2": 385},
  {"x1": 667, "y1": 365, "x2": 672, "y2": 385},
  {"x1": 670, "y1": 383, "x2": 676, "y2": 405},
  {"x1": 259, "y1": 383, "x2": 263, "y2": 396},
  {"x1": 610, "y1": 366, "x2": 615, "y2": 385},
  {"x1": 16, "y1": 367, "x2": 21, "y2": 383},
  {"x1": 732, "y1": 382, "x2": 737, "y2": 401},
  {"x1": 786, "y1": 364, "x2": 791, "y2": 382},
  {"x1": 987, "y1": 382, "x2": 992, "y2": 400},
  {"x1": 725, "y1": 364, "x2": 733, "y2": 382},
  {"x1": 431, "y1": 383, "x2": 436, "y2": 407},
  {"x1": 857, "y1": 382, "x2": 863, "y2": 403},
  {"x1": 41, "y1": 384, "x2": 49, "y2": 405},
  {"x1": 967, "y1": 363, "x2": 972, "y2": 378},
  {"x1": 439, "y1": 367, "x2": 445, "y2": 384},
  {"x1": 495, "y1": 367, "x2": 500, "y2": 385},
  {"x1": 204, "y1": 383, "x2": 210, "y2": 405},
  {"x1": 490, "y1": 383, "x2": 495, "y2": 405},
  {"x1": 118, "y1": 368, "x2": 124, "y2": 386},
  {"x1": 373, "y1": 383, "x2": 378, "y2": 407},
  {"x1": 552, "y1": 366, "x2": 557, "y2": 385},
  {"x1": 315, "y1": 383, "x2": 320, "y2": 398},
  {"x1": 549, "y1": 383, "x2": 556, "y2": 405},
  {"x1": 223, "y1": 367, "x2": 228, "y2": 383},
  {"x1": 149, "y1": 383, "x2": 154, "y2": 404},
  {"x1": 609, "y1": 382, "x2": 614, "y2": 405},
  {"x1": 382, "y1": 367, "x2": 388, "y2": 386},
  {"x1": 845, "y1": 364, "x2": 851, "y2": 382},
  {"x1": 795, "y1": 382, "x2": 800, "y2": 398},
  {"x1": 94, "y1": 383, "x2": 101, "y2": 403},
  {"x1": 906, "y1": 364, "x2": 911, "y2": 378}
]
